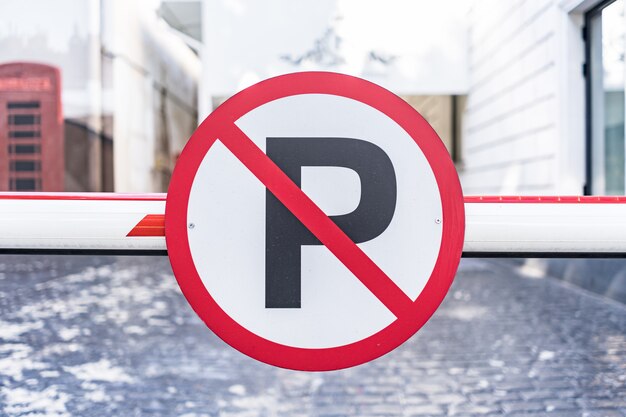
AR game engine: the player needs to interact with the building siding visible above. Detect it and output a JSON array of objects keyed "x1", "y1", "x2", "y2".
[{"x1": 461, "y1": 0, "x2": 562, "y2": 195}]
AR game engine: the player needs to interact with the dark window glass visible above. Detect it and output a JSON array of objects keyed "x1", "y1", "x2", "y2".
[
  {"x1": 10, "y1": 178, "x2": 38, "y2": 191},
  {"x1": 8, "y1": 144, "x2": 40, "y2": 154},
  {"x1": 7, "y1": 101, "x2": 40, "y2": 109},
  {"x1": 8, "y1": 130, "x2": 40, "y2": 138},
  {"x1": 10, "y1": 160, "x2": 40, "y2": 172},
  {"x1": 8, "y1": 114, "x2": 40, "y2": 125},
  {"x1": 587, "y1": 0, "x2": 626, "y2": 194}
]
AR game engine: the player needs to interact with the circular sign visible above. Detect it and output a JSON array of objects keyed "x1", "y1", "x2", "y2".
[{"x1": 166, "y1": 72, "x2": 464, "y2": 371}]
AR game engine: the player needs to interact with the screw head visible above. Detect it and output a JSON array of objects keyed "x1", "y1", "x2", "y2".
[
  {"x1": 188, "y1": 223, "x2": 195, "y2": 229},
  {"x1": 435, "y1": 218, "x2": 441, "y2": 224}
]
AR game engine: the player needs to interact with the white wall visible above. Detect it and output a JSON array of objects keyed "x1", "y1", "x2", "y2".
[
  {"x1": 460, "y1": 0, "x2": 587, "y2": 195},
  {"x1": 200, "y1": 0, "x2": 469, "y2": 118}
]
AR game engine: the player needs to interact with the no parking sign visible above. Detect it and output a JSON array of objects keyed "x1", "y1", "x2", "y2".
[{"x1": 165, "y1": 72, "x2": 465, "y2": 371}]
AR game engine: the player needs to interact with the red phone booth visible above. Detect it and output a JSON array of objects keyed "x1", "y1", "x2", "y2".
[{"x1": 0, "y1": 62, "x2": 64, "y2": 191}]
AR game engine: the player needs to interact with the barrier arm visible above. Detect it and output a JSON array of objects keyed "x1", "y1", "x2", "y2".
[
  {"x1": 0, "y1": 193, "x2": 167, "y2": 255},
  {"x1": 1, "y1": 193, "x2": 626, "y2": 257}
]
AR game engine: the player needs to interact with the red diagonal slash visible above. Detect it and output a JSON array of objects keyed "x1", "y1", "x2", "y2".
[{"x1": 217, "y1": 123, "x2": 414, "y2": 318}]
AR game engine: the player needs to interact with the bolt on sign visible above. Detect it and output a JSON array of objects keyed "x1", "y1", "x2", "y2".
[{"x1": 165, "y1": 72, "x2": 465, "y2": 371}]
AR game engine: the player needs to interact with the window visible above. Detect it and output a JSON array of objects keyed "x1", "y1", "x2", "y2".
[
  {"x1": 5, "y1": 99, "x2": 43, "y2": 191},
  {"x1": 8, "y1": 130, "x2": 40, "y2": 138},
  {"x1": 7, "y1": 101, "x2": 40, "y2": 109},
  {"x1": 9, "y1": 178, "x2": 39, "y2": 191},
  {"x1": 586, "y1": 0, "x2": 626, "y2": 195},
  {"x1": 10, "y1": 160, "x2": 40, "y2": 172},
  {"x1": 8, "y1": 114, "x2": 40, "y2": 125},
  {"x1": 8, "y1": 144, "x2": 40, "y2": 154}
]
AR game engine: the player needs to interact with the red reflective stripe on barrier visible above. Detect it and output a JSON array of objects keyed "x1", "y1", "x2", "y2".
[
  {"x1": 127, "y1": 214, "x2": 165, "y2": 237},
  {"x1": 464, "y1": 196, "x2": 626, "y2": 203},
  {"x1": 1, "y1": 193, "x2": 625, "y2": 204},
  {"x1": 0, "y1": 192, "x2": 167, "y2": 201}
]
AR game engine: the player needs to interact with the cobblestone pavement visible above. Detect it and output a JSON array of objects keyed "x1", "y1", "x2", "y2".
[{"x1": 0, "y1": 255, "x2": 624, "y2": 417}]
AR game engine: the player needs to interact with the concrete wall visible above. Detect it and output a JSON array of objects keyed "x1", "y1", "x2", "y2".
[{"x1": 460, "y1": 0, "x2": 586, "y2": 195}]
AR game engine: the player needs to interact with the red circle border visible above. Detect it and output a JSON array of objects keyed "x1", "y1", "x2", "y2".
[{"x1": 165, "y1": 71, "x2": 465, "y2": 371}]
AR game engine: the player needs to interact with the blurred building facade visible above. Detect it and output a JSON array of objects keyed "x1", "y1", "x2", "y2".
[
  {"x1": 0, "y1": 0, "x2": 199, "y2": 192},
  {"x1": 188, "y1": 0, "x2": 624, "y2": 196},
  {"x1": 2, "y1": 0, "x2": 623, "y2": 196}
]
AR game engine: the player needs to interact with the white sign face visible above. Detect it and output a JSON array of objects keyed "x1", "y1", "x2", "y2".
[
  {"x1": 166, "y1": 72, "x2": 464, "y2": 371},
  {"x1": 189, "y1": 93, "x2": 442, "y2": 347}
]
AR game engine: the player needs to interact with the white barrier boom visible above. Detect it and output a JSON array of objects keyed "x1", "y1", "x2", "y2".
[
  {"x1": 0, "y1": 193, "x2": 166, "y2": 254},
  {"x1": 0, "y1": 193, "x2": 626, "y2": 256},
  {"x1": 464, "y1": 196, "x2": 626, "y2": 257}
]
